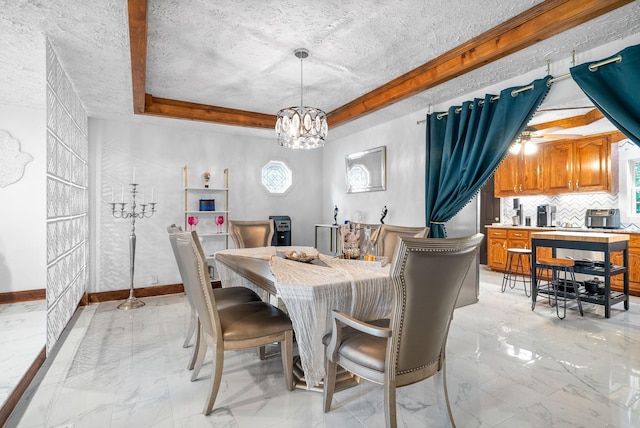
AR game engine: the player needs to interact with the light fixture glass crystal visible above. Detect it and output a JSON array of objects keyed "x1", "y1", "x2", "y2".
[{"x1": 276, "y1": 48, "x2": 328, "y2": 149}]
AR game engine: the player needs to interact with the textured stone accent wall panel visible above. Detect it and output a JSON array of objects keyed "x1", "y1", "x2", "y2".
[{"x1": 46, "y1": 39, "x2": 88, "y2": 354}]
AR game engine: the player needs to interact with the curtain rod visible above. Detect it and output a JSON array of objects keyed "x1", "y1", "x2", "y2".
[{"x1": 415, "y1": 54, "x2": 623, "y2": 125}]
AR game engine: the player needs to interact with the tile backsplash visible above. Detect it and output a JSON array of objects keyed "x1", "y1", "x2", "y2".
[{"x1": 501, "y1": 193, "x2": 639, "y2": 230}]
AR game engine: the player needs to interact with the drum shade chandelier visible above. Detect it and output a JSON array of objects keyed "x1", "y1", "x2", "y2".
[{"x1": 275, "y1": 48, "x2": 328, "y2": 149}]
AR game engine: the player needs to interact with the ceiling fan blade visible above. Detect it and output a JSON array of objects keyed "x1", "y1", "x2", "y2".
[
  {"x1": 536, "y1": 106, "x2": 594, "y2": 112},
  {"x1": 531, "y1": 126, "x2": 565, "y2": 136},
  {"x1": 544, "y1": 134, "x2": 583, "y2": 139}
]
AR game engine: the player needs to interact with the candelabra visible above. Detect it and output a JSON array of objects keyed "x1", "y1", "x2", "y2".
[{"x1": 110, "y1": 183, "x2": 157, "y2": 310}]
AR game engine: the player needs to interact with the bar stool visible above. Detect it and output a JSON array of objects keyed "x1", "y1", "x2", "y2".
[
  {"x1": 534, "y1": 257, "x2": 583, "y2": 320},
  {"x1": 501, "y1": 248, "x2": 531, "y2": 297}
]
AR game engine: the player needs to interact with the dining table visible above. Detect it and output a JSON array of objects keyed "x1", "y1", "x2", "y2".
[{"x1": 215, "y1": 246, "x2": 393, "y2": 390}]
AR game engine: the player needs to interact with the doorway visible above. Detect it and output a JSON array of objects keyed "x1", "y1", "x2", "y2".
[{"x1": 479, "y1": 175, "x2": 501, "y2": 265}]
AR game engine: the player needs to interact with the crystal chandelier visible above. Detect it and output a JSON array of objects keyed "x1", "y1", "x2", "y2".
[{"x1": 275, "y1": 48, "x2": 328, "y2": 149}]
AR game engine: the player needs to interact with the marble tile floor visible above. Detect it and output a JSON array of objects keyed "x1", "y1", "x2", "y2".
[
  {"x1": 7, "y1": 267, "x2": 640, "y2": 427},
  {"x1": 0, "y1": 300, "x2": 46, "y2": 409}
]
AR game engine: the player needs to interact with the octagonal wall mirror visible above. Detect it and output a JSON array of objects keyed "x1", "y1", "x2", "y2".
[{"x1": 345, "y1": 146, "x2": 386, "y2": 193}]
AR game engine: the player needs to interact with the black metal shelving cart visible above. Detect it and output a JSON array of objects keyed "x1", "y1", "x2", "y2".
[{"x1": 531, "y1": 231, "x2": 629, "y2": 318}]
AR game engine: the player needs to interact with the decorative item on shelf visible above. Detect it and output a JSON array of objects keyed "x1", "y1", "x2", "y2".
[
  {"x1": 275, "y1": 48, "x2": 328, "y2": 149},
  {"x1": 333, "y1": 205, "x2": 339, "y2": 226},
  {"x1": 215, "y1": 215, "x2": 225, "y2": 233},
  {"x1": 188, "y1": 215, "x2": 199, "y2": 231},
  {"x1": 199, "y1": 199, "x2": 216, "y2": 211},
  {"x1": 110, "y1": 176, "x2": 157, "y2": 310},
  {"x1": 203, "y1": 171, "x2": 211, "y2": 188},
  {"x1": 380, "y1": 205, "x2": 388, "y2": 224}
]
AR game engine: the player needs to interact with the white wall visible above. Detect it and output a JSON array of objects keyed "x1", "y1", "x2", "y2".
[
  {"x1": 89, "y1": 118, "x2": 323, "y2": 292},
  {"x1": 323, "y1": 32, "x2": 640, "y2": 234},
  {"x1": 0, "y1": 105, "x2": 46, "y2": 293},
  {"x1": 323, "y1": 114, "x2": 427, "y2": 228}
]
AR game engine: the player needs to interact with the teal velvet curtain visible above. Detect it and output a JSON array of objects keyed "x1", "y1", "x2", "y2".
[
  {"x1": 425, "y1": 76, "x2": 551, "y2": 238},
  {"x1": 570, "y1": 44, "x2": 640, "y2": 147}
]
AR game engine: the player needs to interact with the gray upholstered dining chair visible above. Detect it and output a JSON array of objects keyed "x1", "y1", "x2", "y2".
[
  {"x1": 228, "y1": 219, "x2": 275, "y2": 248},
  {"x1": 175, "y1": 230, "x2": 294, "y2": 415},
  {"x1": 167, "y1": 225, "x2": 262, "y2": 370},
  {"x1": 370, "y1": 224, "x2": 430, "y2": 260},
  {"x1": 323, "y1": 233, "x2": 484, "y2": 428}
]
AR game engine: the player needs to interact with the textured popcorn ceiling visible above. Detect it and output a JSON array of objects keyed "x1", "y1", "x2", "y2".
[{"x1": 1, "y1": 1, "x2": 639, "y2": 139}]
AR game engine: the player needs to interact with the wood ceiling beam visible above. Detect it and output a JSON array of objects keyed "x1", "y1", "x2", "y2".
[
  {"x1": 327, "y1": 0, "x2": 633, "y2": 127},
  {"x1": 128, "y1": 0, "x2": 148, "y2": 114},
  {"x1": 127, "y1": 0, "x2": 631, "y2": 129},
  {"x1": 144, "y1": 95, "x2": 277, "y2": 129},
  {"x1": 529, "y1": 108, "x2": 605, "y2": 131}
]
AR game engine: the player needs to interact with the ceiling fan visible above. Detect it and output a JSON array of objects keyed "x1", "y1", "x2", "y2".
[{"x1": 523, "y1": 126, "x2": 583, "y2": 142}]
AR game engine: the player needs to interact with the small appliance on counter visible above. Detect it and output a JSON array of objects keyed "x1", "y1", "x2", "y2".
[
  {"x1": 585, "y1": 208, "x2": 621, "y2": 229},
  {"x1": 537, "y1": 204, "x2": 556, "y2": 227},
  {"x1": 512, "y1": 198, "x2": 523, "y2": 226}
]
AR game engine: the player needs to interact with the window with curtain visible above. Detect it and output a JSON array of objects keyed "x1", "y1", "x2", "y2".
[{"x1": 633, "y1": 160, "x2": 640, "y2": 215}]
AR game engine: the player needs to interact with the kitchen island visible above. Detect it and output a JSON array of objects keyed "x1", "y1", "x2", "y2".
[
  {"x1": 486, "y1": 225, "x2": 640, "y2": 297},
  {"x1": 530, "y1": 231, "x2": 629, "y2": 318}
]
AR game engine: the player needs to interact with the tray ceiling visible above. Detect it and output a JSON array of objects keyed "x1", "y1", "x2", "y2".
[{"x1": 1, "y1": 0, "x2": 639, "y2": 139}]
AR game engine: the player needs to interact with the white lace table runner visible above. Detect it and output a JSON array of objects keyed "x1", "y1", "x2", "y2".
[{"x1": 215, "y1": 246, "x2": 391, "y2": 388}]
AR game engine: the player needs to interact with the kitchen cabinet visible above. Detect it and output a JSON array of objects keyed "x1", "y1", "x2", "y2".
[
  {"x1": 543, "y1": 135, "x2": 613, "y2": 194},
  {"x1": 486, "y1": 227, "x2": 562, "y2": 276},
  {"x1": 543, "y1": 141, "x2": 573, "y2": 193},
  {"x1": 494, "y1": 145, "x2": 543, "y2": 197},
  {"x1": 487, "y1": 228, "x2": 541, "y2": 273},
  {"x1": 507, "y1": 229, "x2": 530, "y2": 272},
  {"x1": 611, "y1": 234, "x2": 640, "y2": 296},
  {"x1": 487, "y1": 228, "x2": 507, "y2": 271},
  {"x1": 494, "y1": 134, "x2": 617, "y2": 197}
]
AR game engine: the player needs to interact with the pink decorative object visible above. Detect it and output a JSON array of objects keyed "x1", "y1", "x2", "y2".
[
  {"x1": 215, "y1": 215, "x2": 225, "y2": 233},
  {"x1": 188, "y1": 216, "x2": 199, "y2": 231}
]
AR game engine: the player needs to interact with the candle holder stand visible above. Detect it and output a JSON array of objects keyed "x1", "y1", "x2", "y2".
[{"x1": 110, "y1": 183, "x2": 157, "y2": 310}]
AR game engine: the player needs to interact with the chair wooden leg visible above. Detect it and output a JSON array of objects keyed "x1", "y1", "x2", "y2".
[
  {"x1": 323, "y1": 359, "x2": 338, "y2": 413},
  {"x1": 258, "y1": 345, "x2": 266, "y2": 360},
  {"x1": 434, "y1": 366, "x2": 455, "y2": 428},
  {"x1": 187, "y1": 320, "x2": 201, "y2": 370},
  {"x1": 204, "y1": 345, "x2": 224, "y2": 415},
  {"x1": 183, "y1": 310, "x2": 197, "y2": 348},
  {"x1": 281, "y1": 331, "x2": 294, "y2": 390},
  {"x1": 384, "y1": 378, "x2": 397, "y2": 428},
  {"x1": 190, "y1": 330, "x2": 208, "y2": 382}
]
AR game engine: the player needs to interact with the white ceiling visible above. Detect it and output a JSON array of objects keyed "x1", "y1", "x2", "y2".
[{"x1": 1, "y1": 1, "x2": 640, "y2": 140}]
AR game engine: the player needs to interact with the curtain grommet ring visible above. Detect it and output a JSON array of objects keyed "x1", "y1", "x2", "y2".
[{"x1": 588, "y1": 54, "x2": 622, "y2": 72}]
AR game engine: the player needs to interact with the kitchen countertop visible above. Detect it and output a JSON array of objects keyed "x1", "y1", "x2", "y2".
[
  {"x1": 485, "y1": 224, "x2": 640, "y2": 234},
  {"x1": 530, "y1": 230, "x2": 630, "y2": 243}
]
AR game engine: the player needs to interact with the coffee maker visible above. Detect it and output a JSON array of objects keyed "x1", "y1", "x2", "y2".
[
  {"x1": 537, "y1": 204, "x2": 556, "y2": 227},
  {"x1": 512, "y1": 198, "x2": 523, "y2": 226}
]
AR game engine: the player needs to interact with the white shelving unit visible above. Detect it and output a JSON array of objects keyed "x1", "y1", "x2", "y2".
[{"x1": 183, "y1": 166, "x2": 229, "y2": 259}]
